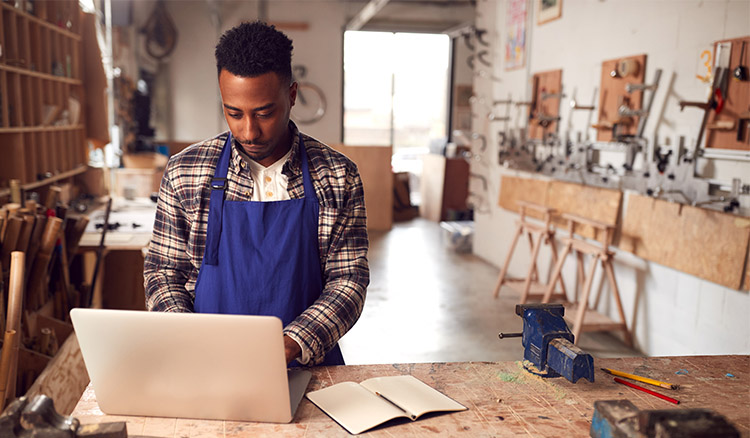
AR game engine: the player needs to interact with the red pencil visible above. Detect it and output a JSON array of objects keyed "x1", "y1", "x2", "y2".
[{"x1": 613, "y1": 377, "x2": 680, "y2": 405}]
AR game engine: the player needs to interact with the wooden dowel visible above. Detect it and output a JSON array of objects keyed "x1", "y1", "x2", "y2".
[
  {"x1": 4, "y1": 203, "x2": 21, "y2": 215},
  {"x1": 45, "y1": 186, "x2": 61, "y2": 211},
  {"x1": 26, "y1": 217, "x2": 63, "y2": 311},
  {"x1": 7, "y1": 252, "x2": 24, "y2": 334},
  {"x1": 9, "y1": 180, "x2": 21, "y2": 205},
  {"x1": 14, "y1": 215, "x2": 35, "y2": 254},
  {"x1": 0, "y1": 330, "x2": 17, "y2": 410},
  {"x1": 24, "y1": 214, "x2": 47, "y2": 282},
  {"x1": 39, "y1": 328, "x2": 51, "y2": 356},
  {"x1": 0, "y1": 208, "x2": 7, "y2": 240},
  {"x1": 24, "y1": 199, "x2": 38, "y2": 214},
  {"x1": 6, "y1": 252, "x2": 25, "y2": 404},
  {"x1": 1, "y1": 216, "x2": 23, "y2": 272}
]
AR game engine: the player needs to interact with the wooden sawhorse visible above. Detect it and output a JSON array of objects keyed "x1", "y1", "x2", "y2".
[
  {"x1": 542, "y1": 213, "x2": 632, "y2": 347},
  {"x1": 493, "y1": 201, "x2": 567, "y2": 304}
]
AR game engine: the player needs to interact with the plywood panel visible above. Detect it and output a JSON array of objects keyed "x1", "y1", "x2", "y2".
[
  {"x1": 498, "y1": 176, "x2": 621, "y2": 240},
  {"x1": 547, "y1": 180, "x2": 622, "y2": 240},
  {"x1": 596, "y1": 54, "x2": 647, "y2": 142},
  {"x1": 331, "y1": 144, "x2": 392, "y2": 231},
  {"x1": 621, "y1": 193, "x2": 750, "y2": 290},
  {"x1": 498, "y1": 175, "x2": 550, "y2": 220}
]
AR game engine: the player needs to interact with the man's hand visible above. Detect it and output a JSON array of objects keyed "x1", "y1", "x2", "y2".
[{"x1": 283, "y1": 335, "x2": 301, "y2": 365}]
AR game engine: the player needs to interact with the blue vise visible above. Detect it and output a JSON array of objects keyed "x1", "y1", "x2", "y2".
[{"x1": 509, "y1": 303, "x2": 595, "y2": 383}]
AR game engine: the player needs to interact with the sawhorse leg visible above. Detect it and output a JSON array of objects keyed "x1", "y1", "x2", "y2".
[{"x1": 493, "y1": 223, "x2": 523, "y2": 298}]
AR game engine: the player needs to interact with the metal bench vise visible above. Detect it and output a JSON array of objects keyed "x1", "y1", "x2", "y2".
[
  {"x1": 499, "y1": 303, "x2": 595, "y2": 383},
  {"x1": 591, "y1": 399, "x2": 740, "y2": 438},
  {"x1": 0, "y1": 395, "x2": 127, "y2": 438}
]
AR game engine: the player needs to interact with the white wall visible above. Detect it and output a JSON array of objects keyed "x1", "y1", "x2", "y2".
[
  {"x1": 157, "y1": 0, "x2": 473, "y2": 145},
  {"x1": 472, "y1": 0, "x2": 750, "y2": 355}
]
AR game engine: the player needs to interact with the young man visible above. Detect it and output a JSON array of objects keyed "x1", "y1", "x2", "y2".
[{"x1": 144, "y1": 21, "x2": 369, "y2": 367}]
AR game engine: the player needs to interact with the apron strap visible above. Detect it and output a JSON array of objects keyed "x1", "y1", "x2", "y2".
[
  {"x1": 204, "y1": 133, "x2": 233, "y2": 265},
  {"x1": 298, "y1": 134, "x2": 317, "y2": 201}
]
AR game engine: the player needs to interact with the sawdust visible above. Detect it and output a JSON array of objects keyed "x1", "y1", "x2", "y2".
[{"x1": 493, "y1": 361, "x2": 569, "y2": 400}]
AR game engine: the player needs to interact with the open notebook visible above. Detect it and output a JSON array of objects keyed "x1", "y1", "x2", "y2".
[
  {"x1": 71, "y1": 308, "x2": 311, "y2": 423},
  {"x1": 306, "y1": 375, "x2": 467, "y2": 434}
]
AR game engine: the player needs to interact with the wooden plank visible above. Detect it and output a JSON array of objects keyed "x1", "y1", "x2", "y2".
[
  {"x1": 620, "y1": 193, "x2": 750, "y2": 290},
  {"x1": 71, "y1": 357, "x2": 750, "y2": 437},
  {"x1": 596, "y1": 54, "x2": 647, "y2": 141},
  {"x1": 705, "y1": 36, "x2": 750, "y2": 151},
  {"x1": 331, "y1": 144, "x2": 392, "y2": 231}
]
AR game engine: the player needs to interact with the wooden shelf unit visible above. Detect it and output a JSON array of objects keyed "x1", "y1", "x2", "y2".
[{"x1": 0, "y1": 0, "x2": 88, "y2": 189}]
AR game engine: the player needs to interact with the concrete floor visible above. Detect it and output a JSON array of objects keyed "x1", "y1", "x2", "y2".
[{"x1": 339, "y1": 218, "x2": 642, "y2": 365}]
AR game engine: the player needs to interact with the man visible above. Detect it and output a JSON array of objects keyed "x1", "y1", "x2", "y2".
[{"x1": 144, "y1": 21, "x2": 369, "y2": 367}]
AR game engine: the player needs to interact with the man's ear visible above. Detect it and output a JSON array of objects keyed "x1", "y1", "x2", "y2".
[{"x1": 289, "y1": 82, "x2": 298, "y2": 107}]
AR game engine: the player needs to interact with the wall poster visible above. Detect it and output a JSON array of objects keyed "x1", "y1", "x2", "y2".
[{"x1": 505, "y1": 0, "x2": 527, "y2": 70}]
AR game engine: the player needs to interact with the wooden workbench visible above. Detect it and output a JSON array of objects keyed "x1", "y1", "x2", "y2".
[{"x1": 72, "y1": 356, "x2": 749, "y2": 437}]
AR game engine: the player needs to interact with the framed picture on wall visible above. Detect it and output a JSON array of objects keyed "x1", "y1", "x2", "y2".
[{"x1": 537, "y1": 0, "x2": 562, "y2": 25}]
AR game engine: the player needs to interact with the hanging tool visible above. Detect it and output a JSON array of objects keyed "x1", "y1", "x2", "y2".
[
  {"x1": 85, "y1": 197, "x2": 113, "y2": 308},
  {"x1": 142, "y1": 0, "x2": 177, "y2": 60},
  {"x1": 590, "y1": 400, "x2": 740, "y2": 438},
  {"x1": 732, "y1": 40, "x2": 748, "y2": 81},
  {"x1": 475, "y1": 27, "x2": 490, "y2": 46},
  {"x1": 498, "y1": 304, "x2": 595, "y2": 383},
  {"x1": 679, "y1": 66, "x2": 729, "y2": 151},
  {"x1": 0, "y1": 395, "x2": 127, "y2": 437}
]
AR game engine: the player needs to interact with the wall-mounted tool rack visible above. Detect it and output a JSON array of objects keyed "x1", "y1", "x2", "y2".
[
  {"x1": 528, "y1": 69, "x2": 562, "y2": 140},
  {"x1": 595, "y1": 54, "x2": 647, "y2": 142},
  {"x1": 0, "y1": 0, "x2": 88, "y2": 190},
  {"x1": 705, "y1": 36, "x2": 750, "y2": 151}
]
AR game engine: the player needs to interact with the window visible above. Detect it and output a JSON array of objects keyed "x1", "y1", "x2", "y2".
[{"x1": 343, "y1": 31, "x2": 451, "y2": 173}]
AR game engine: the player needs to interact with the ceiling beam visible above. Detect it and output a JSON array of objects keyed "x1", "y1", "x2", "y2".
[{"x1": 346, "y1": 0, "x2": 391, "y2": 31}]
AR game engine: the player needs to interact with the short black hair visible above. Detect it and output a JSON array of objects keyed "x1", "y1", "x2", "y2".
[{"x1": 215, "y1": 21, "x2": 293, "y2": 82}]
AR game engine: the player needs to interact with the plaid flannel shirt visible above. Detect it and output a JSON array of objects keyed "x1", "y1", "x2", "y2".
[{"x1": 144, "y1": 123, "x2": 369, "y2": 365}]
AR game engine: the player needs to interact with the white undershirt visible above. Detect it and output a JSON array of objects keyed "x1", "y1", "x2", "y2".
[
  {"x1": 237, "y1": 145, "x2": 311, "y2": 365},
  {"x1": 245, "y1": 147, "x2": 293, "y2": 202}
]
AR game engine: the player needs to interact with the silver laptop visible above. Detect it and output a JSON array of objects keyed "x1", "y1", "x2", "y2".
[{"x1": 70, "y1": 308, "x2": 311, "y2": 423}]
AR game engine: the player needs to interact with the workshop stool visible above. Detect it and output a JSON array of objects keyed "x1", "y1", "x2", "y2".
[
  {"x1": 542, "y1": 213, "x2": 632, "y2": 347},
  {"x1": 492, "y1": 201, "x2": 567, "y2": 304}
]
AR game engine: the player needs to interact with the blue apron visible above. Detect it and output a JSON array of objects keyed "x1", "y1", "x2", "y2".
[{"x1": 194, "y1": 133, "x2": 344, "y2": 367}]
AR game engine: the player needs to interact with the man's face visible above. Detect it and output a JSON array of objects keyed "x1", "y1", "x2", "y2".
[{"x1": 218, "y1": 70, "x2": 297, "y2": 167}]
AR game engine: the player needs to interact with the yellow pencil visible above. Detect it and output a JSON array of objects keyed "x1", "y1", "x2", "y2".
[{"x1": 601, "y1": 368, "x2": 679, "y2": 390}]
